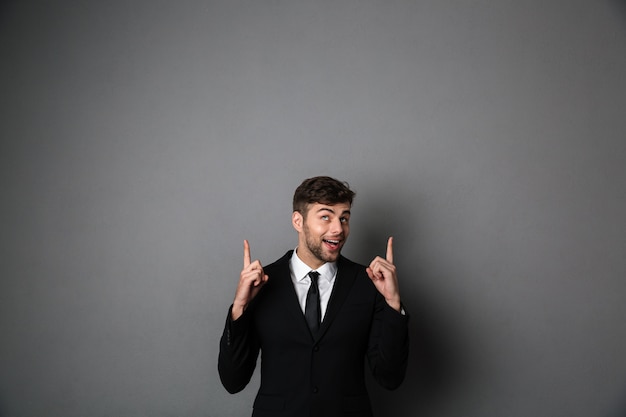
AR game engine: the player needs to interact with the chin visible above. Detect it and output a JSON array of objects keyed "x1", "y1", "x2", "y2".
[{"x1": 324, "y1": 251, "x2": 341, "y2": 262}]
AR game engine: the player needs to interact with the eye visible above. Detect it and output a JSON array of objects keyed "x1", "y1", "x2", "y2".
[
  {"x1": 340, "y1": 217, "x2": 349, "y2": 223},
  {"x1": 321, "y1": 215, "x2": 329, "y2": 221}
]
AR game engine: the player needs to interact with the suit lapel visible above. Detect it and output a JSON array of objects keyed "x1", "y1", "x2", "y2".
[
  {"x1": 315, "y1": 256, "x2": 357, "y2": 341},
  {"x1": 273, "y1": 252, "x2": 309, "y2": 324},
  {"x1": 268, "y1": 251, "x2": 319, "y2": 339}
]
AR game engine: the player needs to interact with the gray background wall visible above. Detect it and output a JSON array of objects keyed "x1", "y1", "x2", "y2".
[{"x1": 1, "y1": 1, "x2": 625, "y2": 416}]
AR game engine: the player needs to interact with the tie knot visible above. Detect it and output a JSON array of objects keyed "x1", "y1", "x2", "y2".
[{"x1": 308, "y1": 271, "x2": 320, "y2": 284}]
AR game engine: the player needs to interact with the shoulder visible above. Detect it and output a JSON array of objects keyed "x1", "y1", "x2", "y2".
[
  {"x1": 337, "y1": 256, "x2": 375, "y2": 291},
  {"x1": 337, "y1": 255, "x2": 367, "y2": 274},
  {"x1": 246, "y1": 251, "x2": 293, "y2": 308},
  {"x1": 263, "y1": 250, "x2": 293, "y2": 275}
]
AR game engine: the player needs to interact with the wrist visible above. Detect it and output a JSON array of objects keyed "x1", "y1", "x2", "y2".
[
  {"x1": 385, "y1": 297, "x2": 402, "y2": 313},
  {"x1": 231, "y1": 302, "x2": 246, "y2": 320}
]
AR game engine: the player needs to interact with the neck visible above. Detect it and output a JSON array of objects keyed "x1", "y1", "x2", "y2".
[{"x1": 295, "y1": 247, "x2": 325, "y2": 270}]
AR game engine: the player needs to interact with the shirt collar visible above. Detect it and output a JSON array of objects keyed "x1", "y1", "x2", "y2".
[{"x1": 290, "y1": 248, "x2": 338, "y2": 283}]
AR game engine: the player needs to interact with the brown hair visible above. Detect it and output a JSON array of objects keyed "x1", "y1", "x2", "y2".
[{"x1": 292, "y1": 176, "x2": 355, "y2": 216}]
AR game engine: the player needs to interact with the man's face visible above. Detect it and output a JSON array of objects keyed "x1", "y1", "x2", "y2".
[{"x1": 292, "y1": 202, "x2": 351, "y2": 269}]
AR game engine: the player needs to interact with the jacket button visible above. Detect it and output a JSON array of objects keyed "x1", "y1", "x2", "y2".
[
  {"x1": 313, "y1": 345, "x2": 319, "y2": 352},
  {"x1": 313, "y1": 387, "x2": 319, "y2": 393}
]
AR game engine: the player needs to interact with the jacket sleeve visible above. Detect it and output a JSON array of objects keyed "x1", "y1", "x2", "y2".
[
  {"x1": 366, "y1": 295, "x2": 410, "y2": 390},
  {"x1": 217, "y1": 305, "x2": 260, "y2": 394}
]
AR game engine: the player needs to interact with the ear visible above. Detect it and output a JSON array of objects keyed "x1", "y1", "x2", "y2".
[{"x1": 292, "y1": 211, "x2": 303, "y2": 232}]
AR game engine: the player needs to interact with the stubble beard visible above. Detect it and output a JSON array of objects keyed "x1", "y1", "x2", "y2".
[{"x1": 303, "y1": 224, "x2": 344, "y2": 264}]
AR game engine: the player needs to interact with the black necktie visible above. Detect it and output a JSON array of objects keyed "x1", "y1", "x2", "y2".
[{"x1": 305, "y1": 271, "x2": 321, "y2": 333}]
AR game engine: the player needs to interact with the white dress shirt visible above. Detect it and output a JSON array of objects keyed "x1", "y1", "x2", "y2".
[{"x1": 289, "y1": 248, "x2": 337, "y2": 321}]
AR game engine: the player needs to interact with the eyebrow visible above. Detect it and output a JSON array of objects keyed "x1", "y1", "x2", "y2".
[{"x1": 316, "y1": 207, "x2": 351, "y2": 216}]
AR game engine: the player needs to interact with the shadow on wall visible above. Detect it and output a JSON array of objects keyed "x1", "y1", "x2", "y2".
[
  {"x1": 0, "y1": 396, "x2": 7, "y2": 417},
  {"x1": 351, "y1": 188, "x2": 466, "y2": 415},
  {"x1": 606, "y1": 400, "x2": 626, "y2": 417},
  {"x1": 612, "y1": 0, "x2": 626, "y2": 33}
]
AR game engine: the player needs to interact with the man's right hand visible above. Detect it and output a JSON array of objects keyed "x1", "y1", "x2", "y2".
[{"x1": 231, "y1": 240, "x2": 269, "y2": 320}]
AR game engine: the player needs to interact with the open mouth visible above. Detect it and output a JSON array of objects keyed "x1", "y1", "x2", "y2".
[{"x1": 323, "y1": 239, "x2": 342, "y2": 250}]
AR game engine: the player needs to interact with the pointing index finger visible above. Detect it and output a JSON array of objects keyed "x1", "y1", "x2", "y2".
[
  {"x1": 243, "y1": 240, "x2": 251, "y2": 267},
  {"x1": 386, "y1": 237, "x2": 394, "y2": 263}
]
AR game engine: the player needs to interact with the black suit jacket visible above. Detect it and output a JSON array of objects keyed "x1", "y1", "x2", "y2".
[{"x1": 218, "y1": 251, "x2": 409, "y2": 417}]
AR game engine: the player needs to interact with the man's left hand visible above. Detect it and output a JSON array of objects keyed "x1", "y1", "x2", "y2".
[{"x1": 366, "y1": 237, "x2": 402, "y2": 312}]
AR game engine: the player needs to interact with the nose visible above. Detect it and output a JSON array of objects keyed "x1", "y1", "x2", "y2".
[{"x1": 330, "y1": 218, "x2": 343, "y2": 234}]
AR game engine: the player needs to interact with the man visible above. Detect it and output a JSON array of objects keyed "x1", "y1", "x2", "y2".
[{"x1": 218, "y1": 176, "x2": 409, "y2": 417}]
